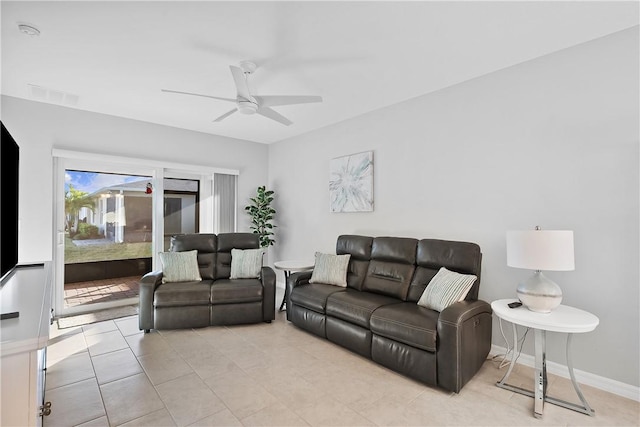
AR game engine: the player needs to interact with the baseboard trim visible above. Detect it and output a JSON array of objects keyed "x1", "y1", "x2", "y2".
[{"x1": 490, "y1": 344, "x2": 639, "y2": 402}]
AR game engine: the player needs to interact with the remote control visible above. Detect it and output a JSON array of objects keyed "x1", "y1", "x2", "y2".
[{"x1": 508, "y1": 302, "x2": 522, "y2": 309}]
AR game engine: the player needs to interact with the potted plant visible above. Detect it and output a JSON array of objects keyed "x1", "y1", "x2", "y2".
[{"x1": 245, "y1": 186, "x2": 276, "y2": 248}]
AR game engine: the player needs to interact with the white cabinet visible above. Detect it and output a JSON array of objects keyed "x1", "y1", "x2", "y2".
[{"x1": 1, "y1": 263, "x2": 52, "y2": 426}]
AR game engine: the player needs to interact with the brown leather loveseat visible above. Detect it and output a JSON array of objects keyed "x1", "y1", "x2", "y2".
[
  {"x1": 138, "y1": 233, "x2": 276, "y2": 332},
  {"x1": 286, "y1": 235, "x2": 492, "y2": 393}
]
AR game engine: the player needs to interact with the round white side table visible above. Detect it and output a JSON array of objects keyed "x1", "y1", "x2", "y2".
[
  {"x1": 491, "y1": 299, "x2": 599, "y2": 419},
  {"x1": 274, "y1": 260, "x2": 314, "y2": 311}
]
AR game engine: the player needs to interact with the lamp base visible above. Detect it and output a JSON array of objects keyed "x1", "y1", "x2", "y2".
[{"x1": 516, "y1": 271, "x2": 562, "y2": 314}]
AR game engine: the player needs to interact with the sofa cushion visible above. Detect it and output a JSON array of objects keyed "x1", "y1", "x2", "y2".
[
  {"x1": 407, "y1": 239, "x2": 482, "y2": 301},
  {"x1": 336, "y1": 235, "x2": 374, "y2": 259},
  {"x1": 326, "y1": 289, "x2": 399, "y2": 329},
  {"x1": 370, "y1": 303, "x2": 439, "y2": 352},
  {"x1": 417, "y1": 267, "x2": 477, "y2": 312},
  {"x1": 407, "y1": 267, "x2": 439, "y2": 303},
  {"x1": 170, "y1": 234, "x2": 217, "y2": 280},
  {"x1": 210, "y1": 279, "x2": 263, "y2": 304},
  {"x1": 337, "y1": 235, "x2": 373, "y2": 291},
  {"x1": 363, "y1": 261, "x2": 416, "y2": 300},
  {"x1": 154, "y1": 281, "x2": 213, "y2": 307},
  {"x1": 159, "y1": 250, "x2": 202, "y2": 284},
  {"x1": 170, "y1": 233, "x2": 216, "y2": 252},
  {"x1": 362, "y1": 237, "x2": 417, "y2": 300},
  {"x1": 215, "y1": 233, "x2": 260, "y2": 279},
  {"x1": 309, "y1": 252, "x2": 351, "y2": 287},
  {"x1": 230, "y1": 248, "x2": 264, "y2": 279},
  {"x1": 290, "y1": 283, "x2": 346, "y2": 313}
]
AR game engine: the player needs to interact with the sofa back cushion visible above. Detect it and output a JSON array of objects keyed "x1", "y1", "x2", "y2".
[
  {"x1": 362, "y1": 237, "x2": 417, "y2": 300},
  {"x1": 170, "y1": 234, "x2": 217, "y2": 280},
  {"x1": 216, "y1": 233, "x2": 260, "y2": 279},
  {"x1": 407, "y1": 239, "x2": 482, "y2": 302},
  {"x1": 336, "y1": 235, "x2": 373, "y2": 291}
]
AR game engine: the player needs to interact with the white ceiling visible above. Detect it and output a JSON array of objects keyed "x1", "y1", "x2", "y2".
[{"x1": 1, "y1": 1, "x2": 638, "y2": 144}]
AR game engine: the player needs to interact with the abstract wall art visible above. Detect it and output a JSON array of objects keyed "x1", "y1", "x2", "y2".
[{"x1": 329, "y1": 151, "x2": 374, "y2": 212}]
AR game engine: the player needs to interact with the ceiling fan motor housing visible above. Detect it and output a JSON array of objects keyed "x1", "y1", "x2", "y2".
[
  {"x1": 237, "y1": 99, "x2": 258, "y2": 114},
  {"x1": 239, "y1": 61, "x2": 257, "y2": 75}
]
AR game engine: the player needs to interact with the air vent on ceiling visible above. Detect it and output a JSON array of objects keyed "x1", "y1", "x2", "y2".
[
  {"x1": 28, "y1": 84, "x2": 79, "y2": 106},
  {"x1": 18, "y1": 23, "x2": 40, "y2": 37}
]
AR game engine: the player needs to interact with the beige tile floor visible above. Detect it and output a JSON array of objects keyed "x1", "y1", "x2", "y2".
[{"x1": 45, "y1": 291, "x2": 639, "y2": 427}]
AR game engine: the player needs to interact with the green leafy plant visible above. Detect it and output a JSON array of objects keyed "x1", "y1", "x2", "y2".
[
  {"x1": 65, "y1": 185, "x2": 95, "y2": 237},
  {"x1": 74, "y1": 223, "x2": 102, "y2": 240},
  {"x1": 245, "y1": 186, "x2": 276, "y2": 248}
]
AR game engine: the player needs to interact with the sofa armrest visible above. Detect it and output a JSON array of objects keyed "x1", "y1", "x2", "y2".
[
  {"x1": 138, "y1": 270, "x2": 163, "y2": 332},
  {"x1": 261, "y1": 266, "x2": 276, "y2": 321},
  {"x1": 287, "y1": 270, "x2": 312, "y2": 288},
  {"x1": 436, "y1": 300, "x2": 493, "y2": 393},
  {"x1": 285, "y1": 271, "x2": 313, "y2": 321}
]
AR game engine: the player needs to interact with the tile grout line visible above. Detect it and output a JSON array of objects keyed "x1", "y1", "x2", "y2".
[
  {"x1": 82, "y1": 325, "x2": 111, "y2": 427},
  {"x1": 113, "y1": 324, "x2": 175, "y2": 426},
  {"x1": 147, "y1": 326, "x2": 234, "y2": 426}
]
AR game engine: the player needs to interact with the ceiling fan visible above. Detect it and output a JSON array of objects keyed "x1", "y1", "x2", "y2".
[{"x1": 162, "y1": 61, "x2": 322, "y2": 126}]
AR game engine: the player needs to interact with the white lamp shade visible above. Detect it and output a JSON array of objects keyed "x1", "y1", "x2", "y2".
[{"x1": 507, "y1": 230, "x2": 575, "y2": 271}]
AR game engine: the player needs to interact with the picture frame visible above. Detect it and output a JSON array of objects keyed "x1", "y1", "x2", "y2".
[{"x1": 329, "y1": 151, "x2": 374, "y2": 212}]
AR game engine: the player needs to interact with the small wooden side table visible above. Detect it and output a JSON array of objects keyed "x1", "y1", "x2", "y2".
[
  {"x1": 274, "y1": 260, "x2": 314, "y2": 311},
  {"x1": 492, "y1": 299, "x2": 599, "y2": 419}
]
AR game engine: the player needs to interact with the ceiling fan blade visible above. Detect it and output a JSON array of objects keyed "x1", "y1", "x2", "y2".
[
  {"x1": 161, "y1": 89, "x2": 235, "y2": 103},
  {"x1": 229, "y1": 66, "x2": 251, "y2": 101},
  {"x1": 257, "y1": 107, "x2": 293, "y2": 126},
  {"x1": 213, "y1": 108, "x2": 238, "y2": 122},
  {"x1": 255, "y1": 95, "x2": 322, "y2": 107}
]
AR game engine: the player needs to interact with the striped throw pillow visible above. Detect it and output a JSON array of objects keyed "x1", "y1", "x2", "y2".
[
  {"x1": 160, "y1": 250, "x2": 202, "y2": 284},
  {"x1": 309, "y1": 252, "x2": 351, "y2": 287},
  {"x1": 417, "y1": 267, "x2": 477, "y2": 312},
  {"x1": 230, "y1": 248, "x2": 264, "y2": 279}
]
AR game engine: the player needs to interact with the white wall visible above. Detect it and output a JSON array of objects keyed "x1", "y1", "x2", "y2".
[
  {"x1": 268, "y1": 27, "x2": 639, "y2": 387},
  {"x1": 1, "y1": 95, "x2": 268, "y2": 262}
]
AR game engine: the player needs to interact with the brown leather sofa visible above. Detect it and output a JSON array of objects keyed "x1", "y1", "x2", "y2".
[
  {"x1": 138, "y1": 233, "x2": 276, "y2": 332},
  {"x1": 286, "y1": 235, "x2": 492, "y2": 393}
]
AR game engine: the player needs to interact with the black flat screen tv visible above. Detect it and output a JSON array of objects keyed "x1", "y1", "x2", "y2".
[{"x1": 1, "y1": 121, "x2": 20, "y2": 282}]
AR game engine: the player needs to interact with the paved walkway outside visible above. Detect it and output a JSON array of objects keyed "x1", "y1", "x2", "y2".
[
  {"x1": 70, "y1": 238, "x2": 114, "y2": 247},
  {"x1": 64, "y1": 276, "x2": 140, "y2": 308}
]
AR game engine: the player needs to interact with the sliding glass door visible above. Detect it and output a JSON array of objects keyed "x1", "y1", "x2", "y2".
[
  {"x1": 56, "y1": 160, "x2": 158, "y2": 316},
  {"x1": 63, "y1": 170, "x2": 153, "y2": 309},
  {"x1": 53, "y1": 152, "x2": 239, "y2": 318},
  {"x1": 164, "y1": 178, "x2": 199, "y2": 250}
]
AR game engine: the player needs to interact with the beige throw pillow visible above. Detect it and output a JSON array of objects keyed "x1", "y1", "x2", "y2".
[
  {"x1": 230, "y1": 248, "x2": 264, "y2": 279},
  {"x1": 417, "y1": 267, "x2": 477, "y2": 312},
  {"x1": 159, "y1": 250, "x2": 202, "y2": 284},
  {"x1": 309, "y1": 252, "x2": 351, "y2": 287}
]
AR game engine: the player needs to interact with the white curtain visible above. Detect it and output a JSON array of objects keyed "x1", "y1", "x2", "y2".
[{"x1": 214, "y1": 173, "x2": 237, "y2": 233}]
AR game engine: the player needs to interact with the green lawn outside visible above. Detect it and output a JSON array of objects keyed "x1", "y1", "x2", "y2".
[{"x1": 64, "y1": 236, "x2": 152, "y2": 264}]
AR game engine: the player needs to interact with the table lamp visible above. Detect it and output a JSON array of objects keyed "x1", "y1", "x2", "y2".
[{"x1": 506, "y1": 227, "x2": 574, "y2": 313}]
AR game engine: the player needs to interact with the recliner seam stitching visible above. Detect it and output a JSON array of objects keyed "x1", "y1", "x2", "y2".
[
  {"x1": 327, "y1": 298, "x2": 376, "y2": 314},
  {"x1": 370, "y1": 315, "x2": 436, "y2": 334}
]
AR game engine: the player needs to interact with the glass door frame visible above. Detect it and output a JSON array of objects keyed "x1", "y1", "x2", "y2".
[
  {"x1": 52, "y1": 150, "x2": 238, "y2": 318},
  {"x1": 54, "y1": 157, "x2": 158, "y2": 317}
]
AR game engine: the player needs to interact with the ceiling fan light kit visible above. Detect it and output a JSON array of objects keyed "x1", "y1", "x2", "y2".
[{"x1": 162, "y1": 61, "x2": 322, "y2": 126}]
